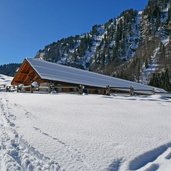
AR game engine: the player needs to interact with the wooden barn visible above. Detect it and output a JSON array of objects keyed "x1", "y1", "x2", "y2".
[{"x1": 11, "y1": 58, "x2": 165, "y2": 94}]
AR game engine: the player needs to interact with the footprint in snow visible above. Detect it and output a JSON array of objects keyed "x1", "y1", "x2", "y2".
[
  {"x1": 165, "y1": 152, "x2": 171, "y2": 160},
  {"x1": 144, "y1": 164, "x2": 159, "y2": 171}
]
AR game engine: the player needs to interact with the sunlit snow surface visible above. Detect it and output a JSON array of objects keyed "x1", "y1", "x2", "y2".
[
  {"x1": 0, "y1": 74, "x2": 13, "y2": 86},
  {"x1": 0, "y1": 92, "x2": 171, "y2": 171}
]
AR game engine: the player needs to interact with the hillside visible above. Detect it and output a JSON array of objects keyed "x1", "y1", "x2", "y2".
[
  {"x1": 35, "y1": 0, "x2": 171, "y2": 91},
  {"x1": 0, "y1": 74, "x2": 13, "y2": 86},
  {"x1": 0, "y1": 63, "x2": 21, "y2": 77}
]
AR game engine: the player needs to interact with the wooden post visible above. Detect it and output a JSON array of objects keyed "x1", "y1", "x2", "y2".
[
  {"x1": 106, "y1": 85, "x2": 110, "y2": 96},
  {"x1": 78, "y1": 85, "x2": 83, "y2": 95},
  {"x1": 152, "y1": 88, "x2": 155, "y2": 94},
  {"x1": 5, "y1": 86, "x2": 9, "y2": 92},
  {"x1": 17, "y1": 85, "x2": 19, "y2": 92},
  {"x1": 30, "y1": 85, "x2": 33, "y2": 93},
  {"x1": 130, "y1": 86, "x2": 134, "y2": 96},
  {"x1": 48, "y1": 83, "x2": 51, "y2": 93}
]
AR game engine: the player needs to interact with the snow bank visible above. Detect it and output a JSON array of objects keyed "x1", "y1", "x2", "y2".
[{"x1": 0, "y1": 74, "x2": 13, "y2": 86}]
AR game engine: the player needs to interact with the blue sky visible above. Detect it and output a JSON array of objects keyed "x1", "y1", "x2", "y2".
[{"x1": 0, "y1": 0, "x2": 148, "y2": 65}]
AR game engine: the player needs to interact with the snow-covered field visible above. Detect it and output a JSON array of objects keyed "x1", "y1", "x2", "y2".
[
  {"x1": 0, "y1": 91, "x2": 171, "y2": 171},
  {"x1": 0, "y1": 74, "x2": 13, "y2": 86}
]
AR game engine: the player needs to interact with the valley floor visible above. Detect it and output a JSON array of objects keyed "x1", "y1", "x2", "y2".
[{"x1": 0, "y1": 92, "x2": 171, "y2": 171}]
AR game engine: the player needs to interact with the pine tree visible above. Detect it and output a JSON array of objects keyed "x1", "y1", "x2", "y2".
[{"x1": 149, "y1": 69, "x2": 171, "y2": 91}]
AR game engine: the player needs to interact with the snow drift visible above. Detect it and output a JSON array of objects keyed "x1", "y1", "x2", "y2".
[{"x1": 0, "y1": 92, "x2": 171, "y2": 171}]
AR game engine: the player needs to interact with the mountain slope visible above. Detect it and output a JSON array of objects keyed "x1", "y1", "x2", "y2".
[
  {"x1": 0, "y1": 63, "x2": 21, "y2": 77},
  {"x1": 34, "y1": 0, "x2": 171, "y2": 90},
  {"x1": 35, "y1": 9, "x2": 142, "y2": 71}
]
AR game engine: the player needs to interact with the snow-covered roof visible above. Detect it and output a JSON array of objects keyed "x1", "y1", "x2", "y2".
[{"x1": 27, "y1": 58, "x2": 166, "y2": 93}]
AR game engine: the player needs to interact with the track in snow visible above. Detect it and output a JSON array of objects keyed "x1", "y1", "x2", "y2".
[
  {"x1": 0, "y1": 97, "x2": 62, "y2": 171},
  {"x1": 1, "y1": 93, "x2": 171, "y2": 171}
]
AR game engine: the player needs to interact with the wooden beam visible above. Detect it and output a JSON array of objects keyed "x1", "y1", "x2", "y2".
[
  {"x1": 32, "y1": 75, "x2": 40, "y2": 82},
  {"x1": 11, "y1": 59, "x2": 29, "y2": 85},
  {"x1": 12, "y1": 81, "x2": 23, "y2": 84},
  {"x1": 22, "y1": 69, "x2": 35, "y2": 84},
  {"x1": 17, "y1": 72, "x2": 28, "y2": 76},
  {"x1": 20, "y1": 71, "x2": 29, "y2": 74}
]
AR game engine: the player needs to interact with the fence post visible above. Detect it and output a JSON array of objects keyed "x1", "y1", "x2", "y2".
[
  {"x1": 48, "y1": 82, "x2": 53, "y2": 93},
  {"x1": 152, "y1": 88, "x2": 155, "y2": 94},
  {"x1": 78, "y1": 85, "x2": 83, "y2": 95},
  {"x1": 30, "y1": 85, "x2": 33, "y2": 93},
  {"x1": 130, "y1": 86, "x2": 134, "y2": 96},
  {"x1": 106, "y1": 85, "x2": 111, "y2": 96}
]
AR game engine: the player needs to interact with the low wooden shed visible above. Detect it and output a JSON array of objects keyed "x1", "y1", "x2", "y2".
[{"x1": 11, "y1": 58, "x2": 165, "y2": 94}]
